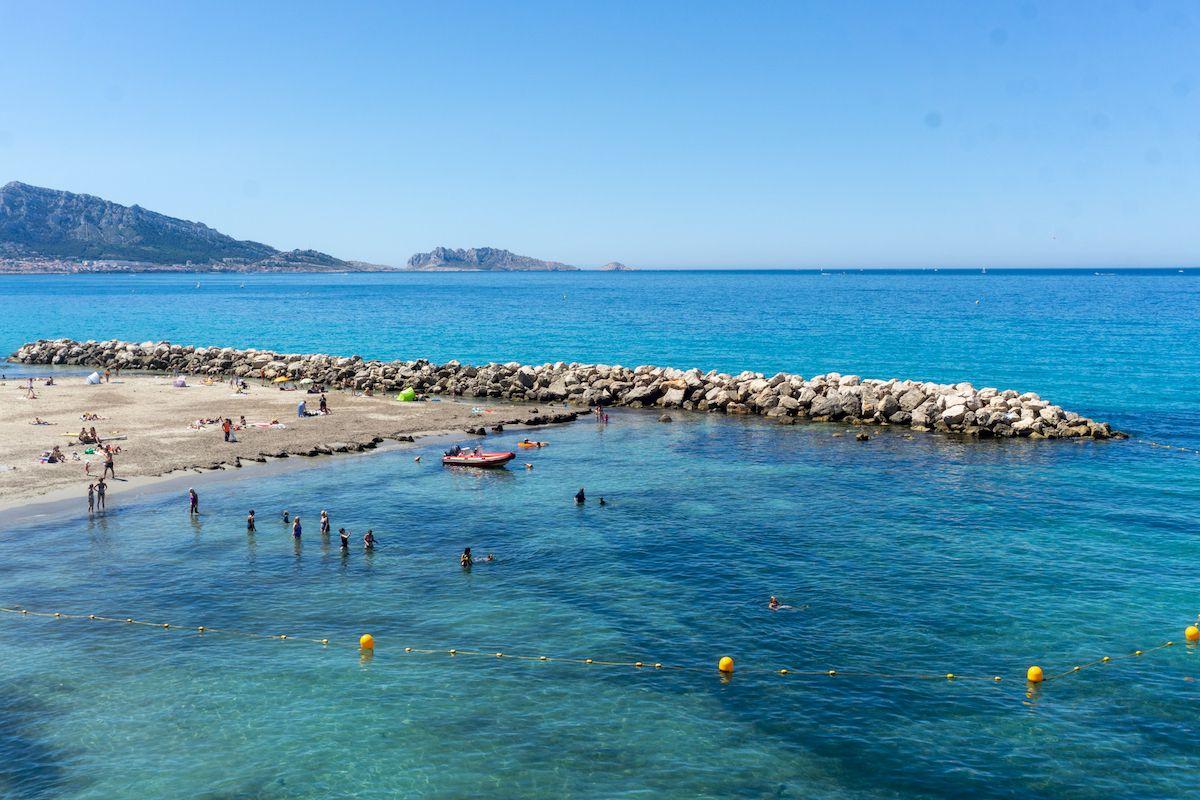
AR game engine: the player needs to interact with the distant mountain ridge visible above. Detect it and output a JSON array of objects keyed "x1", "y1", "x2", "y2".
[
  {"x1": 407, "y1": 246, "x2": 578, "y2": 271},
  {"x1": 0, "y1": 181, "x2": 392, "y2": 272}
]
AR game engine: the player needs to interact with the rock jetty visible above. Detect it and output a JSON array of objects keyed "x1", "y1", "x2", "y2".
[{"x1": 10, "y1": 339, "x2": 1123, "y2": 440}]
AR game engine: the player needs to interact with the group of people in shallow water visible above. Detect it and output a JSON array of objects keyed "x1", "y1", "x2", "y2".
[
  {"x1": 574, "y1": 487, "x2": 606, "y2": 506},
  {"x1": 460, "y1": 546, "x2": 496, "y2": 569},
  {"x1": 264, "y1": 508, "x2": 377, "y2": 551}
]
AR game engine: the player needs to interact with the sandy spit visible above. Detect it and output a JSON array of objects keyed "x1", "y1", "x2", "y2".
[{"x1": 0, "y1": 373, "x2": 556, "y2": 513}]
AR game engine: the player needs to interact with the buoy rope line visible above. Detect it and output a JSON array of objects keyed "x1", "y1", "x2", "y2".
[
  {"x1": 1135, "y1": 438, "x2": 1200, "y2": 456},
  {"x1": 3, "y1": 605, "x2": 1196, "y2": 687}
]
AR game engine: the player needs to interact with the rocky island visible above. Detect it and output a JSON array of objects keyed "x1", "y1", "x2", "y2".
[
  {"x1": 406, "y1": 246, "x2": 578, "y2": 271},
  {"x1": 0, "y1": 181, "x2": 394, "y2": 273},
  {"x1": 12, "y1": 338, "x2": 1122, "y2": 441}
]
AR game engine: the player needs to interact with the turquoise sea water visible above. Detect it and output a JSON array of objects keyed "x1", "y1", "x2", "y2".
[{"x1": 1, "y1": 271, "x2": 1199, "y2": 799}]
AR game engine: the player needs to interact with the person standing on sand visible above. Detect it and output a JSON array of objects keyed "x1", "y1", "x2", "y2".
[
  {"x1": 102, "y1": 447, "x2": 115, "y2": 479},
  {"x1": 188, "y1": 488, "x2": 199, "y2": 515},
  {"x1": 95, "y1": 478, "x2": 106, "y2": 510},
  {"x1": 222, "y1": 418, "x2": 232, "y2": 442},
  {"x1": 103, "y1": 368, "x2": 110, "y2": 383},
  {"x1": 247, "y1": 509, "x2": 256, "y2": 532},
  {"x1": 319, "y1": 394, "x2": 329, "y2": 415},
  {"x1": 87, "y1": 483, "x2": 95, "y2": 513}
]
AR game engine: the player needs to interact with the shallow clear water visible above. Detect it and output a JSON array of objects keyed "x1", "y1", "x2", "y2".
[{"x1": 2, "y1": 271, "x2": 1199, "y2": 799}]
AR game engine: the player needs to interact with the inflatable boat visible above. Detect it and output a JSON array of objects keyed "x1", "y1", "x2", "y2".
[{"x1": 442, "y1": 451, "x2": 516, "y2": 468}]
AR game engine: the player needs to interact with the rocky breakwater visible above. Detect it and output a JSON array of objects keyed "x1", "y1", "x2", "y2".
[{"x1": 11, "y1": 339, "x2": 1123, "y2": 440}]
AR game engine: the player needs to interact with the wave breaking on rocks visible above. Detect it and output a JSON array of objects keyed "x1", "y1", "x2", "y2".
[{"x1": 10, "y1": 339, "x2": 1123, "y2": 440}]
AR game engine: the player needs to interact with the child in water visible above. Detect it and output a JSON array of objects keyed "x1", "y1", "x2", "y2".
[
  {"x1": 282, "y1": 509, "x2": 290, "y2": 524},
  {"x1": 247, "y1": 509, "x2": 256, "y2": 532}
]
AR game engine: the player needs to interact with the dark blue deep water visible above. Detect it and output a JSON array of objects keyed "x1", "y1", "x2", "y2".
[{"x1": 1, "y1": 270, "x2": 1198, "y2": 799}]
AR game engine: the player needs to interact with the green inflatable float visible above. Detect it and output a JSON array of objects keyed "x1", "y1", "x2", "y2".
[{"x1": 396, "y1": 387, "x2": 417, "y2": 402}]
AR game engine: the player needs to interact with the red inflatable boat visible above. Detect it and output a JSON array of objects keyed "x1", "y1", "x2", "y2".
[{"x1": 442, "y1": 450, "x2": 516, "y2": 469}]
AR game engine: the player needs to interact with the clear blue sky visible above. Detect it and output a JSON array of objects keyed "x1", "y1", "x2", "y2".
[{"x1": 0, "y1": 1, "x2": 1196, "y2": 268}]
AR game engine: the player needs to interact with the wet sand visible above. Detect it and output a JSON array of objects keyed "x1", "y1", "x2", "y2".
[{"x1": 0, "y1": 374, "x2": 533, "y2": 512}]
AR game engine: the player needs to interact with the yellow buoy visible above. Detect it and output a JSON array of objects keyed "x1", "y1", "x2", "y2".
[
  {"x1": 495, "y1": 652, "x2": 503, "y2": 658},
  {"x1": 718, "y1": 656, "x2": 735, "y2": 673},
  {"x1": 1027, "y1": 665, "x2": 1044, "y2": 683},
  {"x1": 1186, "y1": 626, "x2": 1200, "y2": 643},
  {"x1": 359, "y1": 633, "x2": 375, "y2": 650},
  {"x1": 321, "y1": 639, "x2": 329, "y2": 646},
  {"x1": 585, "y1": 658, "x2": 593, "y2": 664}
]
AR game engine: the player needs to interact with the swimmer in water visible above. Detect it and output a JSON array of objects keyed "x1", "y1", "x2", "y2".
[
  {"x1": 486, "y1": 553, "x2": 495, "y2": 562},
  {"x1": 282, "y1": 509, "x2": 290, "y2": 524},
  {"x1": 598, "y1": 497, "x2": 606, "y2": 506},
  {"x1": 363, "y1": 529, "x2": 376, "y2": 549},
  {"x1": 320, "y1": 510, "x2": 330, "y2": 537},
  {"x1": 768, "y1": 596, "x2": 781, "y2": 611},
  {"x1": 574, "y1": 487, "x2": 585, "y2": 504},
  {"x1": 247, "y1": 509, "x2": 256, "y2": 532},
  {"x1": 460, "y1": 547, "x2": 473, "y2": 568},
  {"x1": 292, "y1": 516, "x2": 302, "y2": 538},
  {"x1": 339, "y1": 527, "x2": 349, "y2": 549}
]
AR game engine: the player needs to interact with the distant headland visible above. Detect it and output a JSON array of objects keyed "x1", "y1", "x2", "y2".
[
  {"x1": 0, "y1": 181, "x2": 393, "y2": 274},
  {"x1": 406, "y1": 246, "x2": 578, "y2": 272},
  {"x1": 0, "y1": 182, "x2": 632, "y2": 274}
]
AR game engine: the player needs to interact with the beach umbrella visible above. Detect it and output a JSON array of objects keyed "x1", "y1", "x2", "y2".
[{"x1": 273, "y1": 376, "x2": 290, "y2": 383}]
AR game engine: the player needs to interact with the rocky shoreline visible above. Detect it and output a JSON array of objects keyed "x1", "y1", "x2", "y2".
[{"x1": 10, "y1": 339, "x2": 1123, "y2": 440}]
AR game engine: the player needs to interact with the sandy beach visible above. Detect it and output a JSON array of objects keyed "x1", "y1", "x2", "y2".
[{"x1": 0, "y1": 373, "x2": 543, "y2": 511}]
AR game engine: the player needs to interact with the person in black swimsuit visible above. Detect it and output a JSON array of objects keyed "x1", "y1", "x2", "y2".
[{"x1": 247, "y1": 510, "x2": 256, "y2": 532}]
